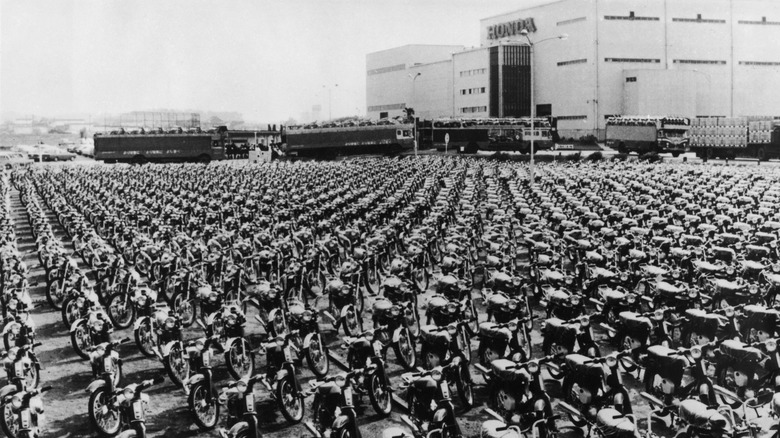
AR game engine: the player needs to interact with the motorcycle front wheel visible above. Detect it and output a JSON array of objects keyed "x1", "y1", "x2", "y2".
[
  {"x1": 226, "y1": 338, "x2": 255, "y2": 380},
  {"x1": 164, "y1": 343, "x2": 191, "y2": 388},
  {"x1": 70, "y1": 320, "x2": 93, "y2": 360},
  {"x1": 171, "y1": 292, "x2": 196, "y2": 328},
  {"x1": 106, "y1": 292, "x2": 135, "y2": 329},
  {"x1": 188, "y1": 380, "x2": 219, "y2": 430},
  {"x1": 0, "y1": 402, "x2": 18, "y2": 438},
  {"x1": 367, "y1": 373, "x2": 392, "y2": 416},
  {"x1": 88, "y1": 387, "x2": 122, "y2": 437},
  {"x1": 276, "y1": 377, "x2": 304, "y2": 424},
  {"x1": 134, "y1": 319, "x2": 157, "y2": 358},
  {"x1": 393, "y1": 328, "x2": 417, "y2": 370},
  {"x1": 304, "y1": 335, "x2": 330, "y2": 378}
]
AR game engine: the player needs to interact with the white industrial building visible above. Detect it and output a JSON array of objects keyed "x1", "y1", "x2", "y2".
[{"x1": 366, "y1": 0, "x2": 780, "y2": 139}]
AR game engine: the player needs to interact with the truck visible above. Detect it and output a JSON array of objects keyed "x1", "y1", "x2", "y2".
[
  {"x1": 689, "y1": 116, "x2": 780, "y2": 161},
  {"x1": 282, "y1": 123, "x2": 415, "y2": 157},
  {"x1": 605, "y1": 116, "x2": 690, "y2": 156},
  {"x1": 94, "y1": 126, "x2": 228, "y2": 163},
  {"x1": 418, "y1": 117, "x2": 554, "y2": 154}
]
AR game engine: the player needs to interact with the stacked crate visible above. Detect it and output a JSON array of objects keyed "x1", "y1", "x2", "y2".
[
  {"x1": 690, "y1": 117, "x2": 749, "y2": 147},
  {"x1": 747, "y1": 116, "x2": 774, "y2": 145}
]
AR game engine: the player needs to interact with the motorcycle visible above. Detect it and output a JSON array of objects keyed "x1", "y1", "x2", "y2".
[
  {"x1": 398, "y1": 367, "x2": 464, "y2": 438},
  {"x1": 216, "y1": 375, "x2": 261, "y2": 438},
  {"x1": 0, "y1": 385, "x2": 51, "y2": 438},
  {"x1": 87, "y1": 376, "x2": 165, "y2": 438},
  {"x1": 184, "y1": 337, "x2": 219, "y2": 431},
  {"x1": 305, "y1": 372, "x2": 364, "y2": 438},
  {"x1": 257, "y1": 330, "x2": 305, "y2": 424}
]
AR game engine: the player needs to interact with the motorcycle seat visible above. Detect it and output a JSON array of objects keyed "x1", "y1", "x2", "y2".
[
  {"x1": 719, "y1": 339, "x2": 764, "y2": 363},
  {"x1": 683, "y1": 309, "x2": 720, "y2": 335},
  {"x1": 547, "y1": 289, "x2": 571, "y2": 303},
  {"x1": 565, "y1": 354, "x2": 604, "y2": 382},
  {"x1": 628, "y1": 249, "x2": 646, "y2": 260},
  {"x1": 373, "y1": 298, "x2": 393, "y2": 312},
  {"x1": 596, "y1": 408, "x2": 636, "y2": 437},
  {"x1": 766, "y1": 273, "x2": 780, "y2": 286},
  {"x1": 665, "y1": 225, "x2": 685, "y2": 234},
  {"x1": 669, "y1": 247, "x2": 691, "y2": 258},
  {"x1": 420, "y1": 325, "x2": 450, "y2": 343},
  {"x1": 479, "y1": 322, "x2": 511, "y2": 339},
  {"x1": 678, "y1": 399, "x2": 729, "y2": 430},
  {"x1": 542, "y1": 269, "x2": 565, "y2": 283},
  {"x1": 741, "y1": 260, "x2": 766, "y2": 271},
  {"x1": 651, "y1": 236, "x2": 671, "y2": 246},
  {"x1": 542, "y1": 318, "x2": 577, "y2": 352},
  {"x1": 681, "y1": 234, "x2": 704, "y2": 246},
  {"x1": 718, "y1": 233, "x2": 742, "y2": 245},
  {"x1": 712, "y1": 279, "x2": 743, "y2": 293},
  {"x1": 657, "y1": 281, "x2": 683, "y2": 295},
  {"x1": 536, "y1": 254, "x2": 553, "y2": 267},
  {"x1": 754, "y1": 232, "x2": 776, "y2": 244},
  {"x1": 618, "y1": 312, "x2": 652, "y2": 335},
  {"x1": 601, "y1": 288, "x2": 626, "y2": 303},
  {"x1": 694, "y1": 260, "x2": 723, "y2": 274},
  {"x1": 645, "y1": 345, "x2": 685, "y2": 384},
  {"x1": 490, "y1": 358, "x2": 530, "y2": 383},
  {"x1": 591, "y1": 267, "x2": 616, "y2": 279},
  {"x1": 711, "y1": 246, "x2": 736, "y2": 260},
  {"x1": 641, "y1": 265, "x2": 667, "y2": 277}
]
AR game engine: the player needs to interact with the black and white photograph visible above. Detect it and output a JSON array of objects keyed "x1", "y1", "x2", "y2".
[{"x1": 2, "y1": 0, "x2": 780, "y2": 437}]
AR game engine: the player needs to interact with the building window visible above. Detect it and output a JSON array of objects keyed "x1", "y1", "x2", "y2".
[
  {"x1": 460, "y1": 87, "x2": 486, "y2": 95},
  {"x1": 673, "y1": 59, "x2": 727, "y2": 65},
  {"x1": 557, "y1": 58, "x2": 588, "y2": 66},
  {"x1": 558, "y1": 115, "x2": 588, "y2": 121},
  {"x1": 604, "y1": 11, "x2": 660, "y2": 21},
  {"x1": 605, "y1": 58, "x2": 661, "y2": 63},
  {"x1": 557, "y1": 16, "x2": 586, "y2": 26},
  {"x1": 672, "y1": 14, "x2": 726, "y2": 23},
  {"x1": 459, "y1": 68, "x2": 487, "y2": 77},
  {"x1": 367, "y1": 103, "x2": 406, "y2": 112},
  {"x1": 366, "y1": 64, "x2": 406, "y2": 76},
  {"x1": 379, "y1": 112, "x2": 388, "y2": 119},
  {"x1": 740, "y1": 61, "x2": 780, "y2": 66},
  {"x1": 460, "y1": 106, "x2": 487, "y2": 114},
  {"x1": 626, "y1": 77, "x2": 637, "y2": 82},
  {"x1": 739, "y1": 17, "x2": 780, "y2": 25}
]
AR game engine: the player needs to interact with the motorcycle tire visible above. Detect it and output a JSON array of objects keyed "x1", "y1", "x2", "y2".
[
  {"x1": 24, "y1": 359, "x2": 40, "y2": 389},
  {"x1": 188, "y1": 380, "x2": 220, "y2": 431},
  {"x1": 45, "y1": 277, "x2": 65, "y2": 310},
  {"x1": 226, "y1": 338, "x2": 255, "y2": 381},
  {"x1": 88, "y1": 386, "x2": 122, "y2": 437},
  {"x1": 70, "y1": 320, "x2": 92, "y2": 360},
  {"x1": 413, "y1": 267, "x2": 429, "y2": 293},
  {"x1": 164, "y1": 343, "x2": 190, "y2": 388},
  {"x1": 134, "y1": 320, "x2": 157, "y2": 358},
  {"x1": 455, "y1": 363, "x2": 474, "y2": 408},
  {"x1": 171, "y1": 292, "x2": 196, "y2": 328},
  {"x1": 304, "y1": 335, "x2": 330, "y2": 378},
  {"x1": 276, "y1": 377, "x2": 304, "y2": 424},
  {"x1": 390, "y1": 332, "x2": 415, "y2": 371},
  {"x1": 106, "y1": 292, "x2": 135, "y2": 329},
  {"x1": 456, "y1": 327, "x2": 472, "y2": 364},
  {"x1": 61, "y1": 296, "x2": 81, "y2": 330},
  {"x1": 367, "y1": 373, "x2": 392, "y2": 416},
  {"x1": 342, "y1": 306, "x2": 363, "y2": 337}
]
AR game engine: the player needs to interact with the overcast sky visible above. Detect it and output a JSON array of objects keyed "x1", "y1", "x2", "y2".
[{"x1": 0, "y1": 0, "x2": 549, "y2": 123}]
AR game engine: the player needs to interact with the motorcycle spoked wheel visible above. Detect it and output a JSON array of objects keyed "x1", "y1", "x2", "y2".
[
  {"x1": 106, "y1": 292, "x2": 135, "y2": 329},
  {"x1": 226, "y1": 338, "x2": 255, "y2": 381},
  {"x1": 342, "y1": 306, "x2": 363, "y2": 337},
  {"x1": 164, "y1": 343, "x2": 191, "y2": 388},
  {"x1": 304, "y1": 335, "x2": 330, "y2": 378},
  {"x1": 367, "y1": 372, "x2": 392, "y2": 416},
  {"x1": 70, "y1": 320, "x2": 93, "y2": 360},
  {"x1": 171, "y1": 292, "x2": 196, "y2": 328},
  {"x1": 88, "y1": 386, "x2": 122, "y2": 437},
  {"x1": 188, "y1": 380, "x2": 220, "y2": 431},
  {"x1": 393, "y1": 327, "x2": 417, "y2": 370},
  {"x1": 45, "y1": 278, "x2": 65, "y2": 311},
  {"x1": 276, "y1": 376, "x2": 304, "y2": 424},
  {"x1": 60, "y1": 297, "x2": 81, "y2": 329},
  {"x1": 364, "y1": 262, "x2": 382, "y2": 297},
  {"x1": 405, "y1": 307, "x2": 422, "y2": 339},
  {"x1": 455, "y1": 363, "x2": 474, "y2": 408},
  {"x1": 413, "y1": 267, "x2": 429, "y2": 293},
  {"x1": 455, "y1": 327, "x2": 472, "y2": 364},
  {"x1": 134, "y1": 319, "x2": 157, "y2": 358}
]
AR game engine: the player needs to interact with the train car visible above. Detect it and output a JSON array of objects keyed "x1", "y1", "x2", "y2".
[
  {"x1": 419, "y1": 117, "x2": 554, "y2": 153},
  {"x1": 283, "y1": 124, "x2": 414, "y2": 157}
]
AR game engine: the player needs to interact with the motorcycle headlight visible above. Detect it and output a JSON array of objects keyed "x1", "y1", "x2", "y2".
[
  {"x1": 123, "y1": 387, "x2": 135, "y2": 400},
  {"x1": 620, "y1": 273, "x2": 629, "y2": 282},
  {"x1": 526, "y1": 361, "x2": 540, "y2": 374},
  {"x1": 507, "y1": 299, "x2": 519, "y2": 310},
  {"x1": 227, "y1": 314, "x2": 238, "y2": 326},
  {"x1": 565, "y1": 276, "x2": 573, "y2": 285},
  {"x1": 508, "y1": 321, "x2": 518, "y2": 332},
  {"x1": 579, "y1": 315, "x2": 590, "y2": 327},
  {"x1": 606, "y1": 355, "x2": 618, "y2": 368},
  {"x1": 431, "y1": 369, "x2": 443, "y2": 381},
  {"x1": 235, "y1": 379, "x2": 248, "y2": 393},
  {"x1": 774, "y1": 264, "x2": 780, "y2": 273},
  {"x1": 725, "y1": 307, "x2": 735, "y2": 317},
  {"x1": 688, "y1": 290, "x2": 698, "y2": 299},
  {"x1": 690, "y1": 346, "x2": 703, "y2": 359},
  {"x1": 76, "y1": 296, "x2": 86, "y2": 307},
  {"x1": 364, "y1": 331, "x2": 374, "y2": 342},
  {"x1": 767, "y1": 339, "x2": 778, "y2": 353},
  {"x1": 92, "y1": 319, "x2": 105, "y2": 331},
  {"x1": 749, "y1": 284, "x2": 759, "y2": 295},
  {"x1": 391, "y1": 306, "x2": 401, "y2": 317},
  {"x1": 626, "y1": 294, "x2": 636, "y2": 304},
  {"x1": 446, "y1": 303, "x2": 458, "y2": 314},
  {"x1": 95, "y1": 345, "x2": 106, "y2": 358},
  {"x1": 447, "y1": 324, "x2": 458, "y2": 335},
  {"x1": 10, "y1": 395, "x2": 22, "y2": 410},
  {"x1": 726, "y1": 266, "x2": 735, "y2": 276},
  {"x1": 654, "y1": 309, "x2": 665, "y2": 321},
  {"x1": 195, "y1": 338, "x2": 205, "y2": 351},
  {"x1": 335, "y1": 375, "x2": 347, "y2": 388},
  {"x1": 571, "y1": 296, "x2": 581, "y2": 307},
  {"x1": 164, "y1": 317, "x2": 175, "y2": 329},
  {"x1": 208, "y1": 292, "x2": 219, "y2": 302}
]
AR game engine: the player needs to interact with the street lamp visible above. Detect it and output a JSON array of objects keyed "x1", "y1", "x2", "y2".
[
  {"x1": 409, "y1": 72, "x2": 422, "y2": 157},
  {"x1": 519, "y1": 29, "x2": 567, "y2": 184}
]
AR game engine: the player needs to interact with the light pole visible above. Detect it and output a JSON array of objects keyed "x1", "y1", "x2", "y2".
[
  {"x1": 519, "y1": 30, "x2": 567, "y2": 183},
  {"x1": 409, "y1": 72, "x2": 422, "y2": 157},
  {"x1": 323, "y1": 84, "x2": 338, "y2": 121}
]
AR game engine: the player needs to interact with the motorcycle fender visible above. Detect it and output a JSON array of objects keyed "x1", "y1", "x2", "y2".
[
  {"x1": 282, "y1": 363, "x2": 302, "y2": 392},
  {"x1": 86, "y1": 380, "x2": 107, "y2": 394},
  {"x1": 268, "y1": 308, "x2": 280, "y2": 325},
  {"x1": 340, "y1": 305, "x2": 354, "y2": 319},
  {"x1": 187, "y1": 373, "x2": 206, "y2": 387},
  {"x1": 1, "y1": 322, "x2": 19, "y2": 336},
  {"x1": 332, "y1": 414, "x2": 352, "y2": 431},
  {"x1": 0, "y1": 384, "x2": 17, "y2": 400},
  {"x1": 224, "y1": 337, "x2": 241, "y2": 351},
  {"x1": 303, "y1": 332, "x2": 317, "y2": 349},
  {"x1": 227, "y1": 421, "x2": 249, "y2": 438},
  {"x1": 69, "y1": 318, "x2": 86, "y2": 333},
  {"x1": 161, "y1": 341, "x2": 178, "y2": 358},
  {"x1": 392, "y1": 327, "x2": 404, "y2": 343},
  {"x1": 133, "y1": 316, "x2": 150, "y2": 331}
]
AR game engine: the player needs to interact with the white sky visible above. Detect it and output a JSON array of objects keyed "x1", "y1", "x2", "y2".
[{"x1": 0, "y1": 0, "x2": 549, "y2": 123}]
